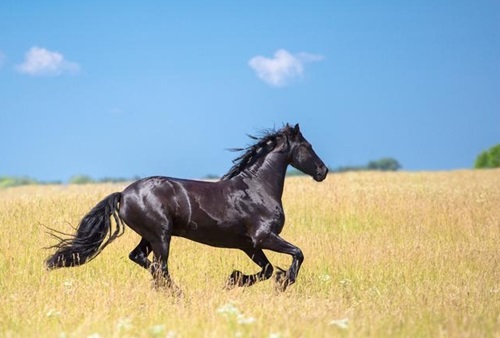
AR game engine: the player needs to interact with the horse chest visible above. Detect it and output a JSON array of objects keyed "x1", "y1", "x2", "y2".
[{"x1": 270, "y1": 206, "x2": 285, "y2": 234}]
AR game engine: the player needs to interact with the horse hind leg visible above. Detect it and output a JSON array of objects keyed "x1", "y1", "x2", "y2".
[
  {"x1": 150, "y1": 237, "x2": 172, "y2": 287},
  {"x1": 226, "y1": 248, "x2": 273, "y2": 289},
  {"x1": 129, "y1": 238, "x2": 152, "y2": 270},
  {"x1": 149, "y1": 236, "x2": 182, "y2": 296}
]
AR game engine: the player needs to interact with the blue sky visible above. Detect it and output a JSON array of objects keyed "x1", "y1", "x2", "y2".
[{"x1": 1, "y1": 1, "x2": 499, "y2": 181}]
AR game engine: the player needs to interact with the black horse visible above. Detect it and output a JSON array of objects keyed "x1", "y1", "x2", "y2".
[{"x1": 46, "y1": 123, "x2": 328, "y2": 291}]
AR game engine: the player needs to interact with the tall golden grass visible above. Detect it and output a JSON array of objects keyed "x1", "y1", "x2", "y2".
[{"x1": 0, "y1": 170, "x2": 499, "y2": 337}]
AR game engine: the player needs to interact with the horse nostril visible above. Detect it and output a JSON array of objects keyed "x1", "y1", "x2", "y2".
[{"x1": 314, "y1": 168, "x2": 328, "y2": 182}]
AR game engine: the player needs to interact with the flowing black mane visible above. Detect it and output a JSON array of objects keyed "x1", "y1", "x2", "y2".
[{"x1": 221, "y1": 125, "x2": 294, "y2": 180}]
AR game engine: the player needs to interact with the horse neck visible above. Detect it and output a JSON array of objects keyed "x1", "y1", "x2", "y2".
[{"x1": 238, "y1": 150, "x2": 289, "y2": 198}]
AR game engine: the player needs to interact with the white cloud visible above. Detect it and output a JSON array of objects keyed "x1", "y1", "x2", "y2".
[
  {"x1": 17, "y1": 47, "x2": 80, "y2": 76},
  {"x1": 248, "y1": 49, "x2": 324, "y2": 87}
]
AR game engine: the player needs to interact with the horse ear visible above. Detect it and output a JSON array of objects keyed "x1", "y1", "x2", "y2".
[{"x1": 293, "y1": 123, "x2": 300, "y2": 134}]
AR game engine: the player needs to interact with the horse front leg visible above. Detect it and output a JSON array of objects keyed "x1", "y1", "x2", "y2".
[
  {"x1": 258, "y1": 233, "x2": 304, "y2": 292},
  {"x1": 226, "y1": 248, "x2": 274, "y2": 289}
]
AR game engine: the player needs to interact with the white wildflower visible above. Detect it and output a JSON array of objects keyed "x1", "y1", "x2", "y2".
[
  {"x1": 237, "y1": 314, "x2": 256, "y2": 325},
  {"x1": 216, "y1": 303, "x2": 241, "y2": 316},
  {"x1": 150, "y1": 325, "x2": 176, "y2": 337},
  {"x1": 149, "y1": 325, "x2": 165, "y2": 335},
  {"x1": 269, "y1": 333, "x2": 282, "y2": 338},
  {"x1": 319, "y1": 273, "x2": 331, "y2": 282},
  {"x1": 217, "y1": 302, "x2": 256, "y2": 325},
  {"x1": 329, "y1": 318, "x2": 349, "y2": 329},
  {"x1": 116, "y1": 317, "x2": 133, "y2": 331},
  {"x1": 46, "y1": 308, "x2": 61, "y2": 317}
]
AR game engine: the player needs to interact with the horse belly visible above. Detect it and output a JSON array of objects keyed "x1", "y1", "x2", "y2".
[{"x1": 173, "y1": 221, "x2": 252, "y2": 249}]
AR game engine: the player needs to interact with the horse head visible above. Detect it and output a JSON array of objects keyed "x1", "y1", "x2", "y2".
[{"x1": 284, "y1": 124, "x2": 328, "y2": 182}]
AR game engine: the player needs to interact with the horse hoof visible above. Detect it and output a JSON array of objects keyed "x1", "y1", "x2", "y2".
[
  {"x1": 274, "y1": 267, "x2": 293, "y2": 292},
  {"x1": 170, "y1": 284, "x2": 184, "y2": 298},
  {"x1": 275, "y1": 266, "x2": 286, "y2": 281},
  {"x1": 152, "y1": 280, "x2": 184, "y2": 297},
  {"x1": 226, "y1": 270, "x2": 244, "y2": 289},
  {"x1": 275, "y1": 277, "x2": 289, "y2": 292}
]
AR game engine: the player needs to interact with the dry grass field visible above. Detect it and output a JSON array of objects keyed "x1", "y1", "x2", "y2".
[{"x1": 0, "y1": 170, "x2": 499, "y2": 337}]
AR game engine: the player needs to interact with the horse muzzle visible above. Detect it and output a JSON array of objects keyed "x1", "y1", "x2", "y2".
[{"x1": 314, "y1": 166, "x2": 328, "y2": 182}]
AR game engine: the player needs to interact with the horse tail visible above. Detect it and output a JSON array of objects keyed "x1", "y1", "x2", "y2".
[{"x1": 45, "y1": 192, "x2": 125, "y2": 269}]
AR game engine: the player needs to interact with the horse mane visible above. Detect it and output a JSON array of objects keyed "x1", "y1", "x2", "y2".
[{"x1": 221, "y1": 124, "x2": 295, "y2": 180}]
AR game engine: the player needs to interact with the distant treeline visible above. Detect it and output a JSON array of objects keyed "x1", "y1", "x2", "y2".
[
  {"x1": 0, "y1": 175, "x2": 137, "y2": 188},
  {"x1": 0, "y1": 176, "x2": 46, "y2": 188},
  {"x1": 288, "y1": 157, "x2": 402, "y2": 176},
  {"x1": 67, "y1": 175, "x2": 141, "y2": 185},
  {"x1": 1, "y1": 158, "x2": 403, "y2": 188},
  {"x1": 5, "y1": 146, "x2": 499, "y2": 188},
  {"x1": 475, "y1": 144, "x2": 500, "y2": 169},
  {"x1": 334, "y1": 157, "x2": 402, "y2": 173}
]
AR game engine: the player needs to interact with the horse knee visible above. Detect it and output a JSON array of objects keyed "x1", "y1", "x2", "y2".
[{"x1": 294, "y1": 248, "x2": 304, "y2": 263}]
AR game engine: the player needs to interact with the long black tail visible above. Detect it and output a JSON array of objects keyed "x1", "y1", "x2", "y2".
[{"x1": 45, "y1": 192, "x2": 125, "y2": 269}]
